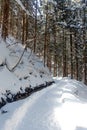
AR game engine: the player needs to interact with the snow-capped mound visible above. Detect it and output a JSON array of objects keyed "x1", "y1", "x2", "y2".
[
  {"x1": 0, "y1": 37, "x2": 53, "y2": 107},
  {"x1": 54, "y1": 77, "x2": 87, "y2": 102}
]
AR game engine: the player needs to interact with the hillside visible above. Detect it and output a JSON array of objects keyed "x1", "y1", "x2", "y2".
[{"x1": 0, "y1": 36, "x2": 53, "y2": 108}]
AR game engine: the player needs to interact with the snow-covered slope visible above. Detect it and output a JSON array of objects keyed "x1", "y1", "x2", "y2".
[
  {"x1": 0, "y1": 78, "x2": 87, "y2": 130},
  {"x1": 0, "y1": 36, "x2": 53, "y2": 107}
]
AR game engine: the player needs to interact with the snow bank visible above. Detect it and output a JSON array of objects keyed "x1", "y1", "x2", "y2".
[
  {"x1": 0, "y1": 36, "x2": 53, "y2": 107},
  {"x1": 54, "y1": 77, "x2": 87, "y2": 102}
]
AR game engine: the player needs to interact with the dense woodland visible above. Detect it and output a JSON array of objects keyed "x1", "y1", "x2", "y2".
[{"x1": 0, "y1": 0, "x2": 87, "y2": 85}]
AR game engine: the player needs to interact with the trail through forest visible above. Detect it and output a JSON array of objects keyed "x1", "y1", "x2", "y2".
[{"x1": 0, "y1": 78, "x2": 87, "y2": 130}]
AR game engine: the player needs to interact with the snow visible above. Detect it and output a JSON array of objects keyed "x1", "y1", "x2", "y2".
[
  {"x1": 0, "y1": 78, "x2": 87, "y2": 130},
  {"x1": 15, "y1": 0, "x2": 32, "y2": 16},
  {"x1": 0, "y1": 66, "x2": 21, "y2": 93},
  {"x1": 0, "y1": 36, "x2": 52, "y2": 102}
]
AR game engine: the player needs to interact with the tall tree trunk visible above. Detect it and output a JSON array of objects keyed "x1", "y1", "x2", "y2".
[
  {"x1": 16, "y1": 10, "x2": 22, "y2": 40},
  {"x1": 63, "y1": 29, "x2": 67, "y2": 77},
  {"x1": 70, "y1": 30, "x2": 73, "y2": 79},
  {"x1": 22, "y1": 11, "x2": 25, "y2": 44},
  {"x1": 83, "y1": 35, "x2": 87, "y2": 85},
  {"x1": 2, "y1": 0, "x2": 10, "y2": 40},
  {"x1": 34, "y1": 0, "x2": 37, "y2": 53},
  {"x1": 54, "y1": 54, "x2": 57, "y2": 77},
  {"x1": 53, "y1": 20, "x2": 57, "y2": 77},
  {"x1": 47, "y1": 33, "x2": 51, "y2": 72},
  {"x1": 74, "y1": 32, "x2": 79, "y2": 80},
  {"x1": 0, "y1": 0, "x2": 3, "y2": 28},
  {"x1": 25, "y1": 14, "x2": 28, "y2": 41},
  {"x1": 83, "y1": 7, "x2": 87, "y2": 85},
  {"x1": 44, "y1": 3, "x2": 48, "y2": 66}
]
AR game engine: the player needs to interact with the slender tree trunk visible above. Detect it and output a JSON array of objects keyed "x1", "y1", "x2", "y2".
[
  {"x1": 44, "y1": 3, "x2": 48, "y2": 66},
  {"x1": 54, "y1": 55, "x2": 57, "y2": 77},
  {"x1": 63, "y1": 29, "x2": 67, "y2": 77},
  {"x1": 47, "y1": 33, "x2": 51, "y2": 72},
  {"x1": 83, "y1": 35, "x2": 87, "y2": 85},
  {"x1": 22, "y1": 11, "x2": 25, "y2": 44},
  {"x1": 74, "y1": 32, "x2": 79, "y2": 80},
  {"x1": 25, "y1": 14, "x2": 28, "y2": 41},
  {"x1": 16, "y1": 10, "x2": 22, "y2": 40},
  {"x1": 70, "y1": 30, "x2": 73, "y2": 79},
  {"x1": 34, "y1": 0, "x2": 37, "y2": 53},
  {"x1": 83, "y1": 7, "x2": 87, "y2": 85},
  {"x1": 0, "y1": 0, "x2": 3, "y2": 28},
  {"x1": 53, "y1": 21, "x2": 57, "y2": 77},
  {"x1": 2, "y1": 0, "x2": 10, "y2": 40}
]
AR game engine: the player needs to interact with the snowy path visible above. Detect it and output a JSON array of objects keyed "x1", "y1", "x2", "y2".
[{"x1": 0, "y1": 78, "x2": 87, "y2": 130}]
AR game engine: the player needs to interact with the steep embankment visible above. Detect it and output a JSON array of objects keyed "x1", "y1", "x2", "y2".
[{"x1": 0, "y1": 36, "x2": 53, "y2": 108}]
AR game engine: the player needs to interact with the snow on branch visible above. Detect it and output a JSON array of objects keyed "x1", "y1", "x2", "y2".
[{"x1": 15, "y1": 0, "x2": 32, "y2": 16}]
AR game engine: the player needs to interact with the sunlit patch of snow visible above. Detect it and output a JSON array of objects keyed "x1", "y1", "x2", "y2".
[
  {"x1": 1, "y1": 92, "x2": 42, "y2": 130},
  {"x1": 3, "y1": 102, "x2": 30, "y2": 130},
  {"x1": 53, "y1": 101, "x2": 87, "y2": 130}
]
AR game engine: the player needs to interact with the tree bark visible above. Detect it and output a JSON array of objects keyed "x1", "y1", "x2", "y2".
[
  {"x1": 34, "y1": 0, "x2": 37, "y2": 53},
  {"x1": 2, "y1": 0, "x2": 10, "y2": 40},
  {"x1": 70, "y1": 30, "x2": 73, "y2": 79},
  {"x1": 44, "y1": 3, "x2": 48, "y2": 66},
  {"x1": 63, "y1": 29, "x2": 67, "y2": 77}
]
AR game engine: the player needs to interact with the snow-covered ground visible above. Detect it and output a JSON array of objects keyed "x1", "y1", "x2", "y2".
[
  {"x1": 0, "y1": 78, "x2": 87, "y2": 130},
  {"x1": 0, "y1": 36, "x2": 52, "y2": 105}
]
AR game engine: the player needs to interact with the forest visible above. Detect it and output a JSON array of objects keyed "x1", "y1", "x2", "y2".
[
  {"x1": 0, "y1": 0, "x2": 87, "y2": 85},
  {"x1": 0, "y1": 1, "x2": 87, "y2": 130}
]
